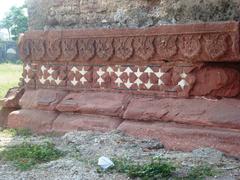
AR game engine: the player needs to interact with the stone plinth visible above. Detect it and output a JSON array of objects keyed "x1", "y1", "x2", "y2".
[{"x1": 4, "y1": 21, "x2": 240, "y2": 157}]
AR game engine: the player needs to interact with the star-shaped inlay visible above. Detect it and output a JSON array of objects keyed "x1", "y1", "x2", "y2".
[{"x1": 180, "y1": 72, "x2": 187, "y2": 79}]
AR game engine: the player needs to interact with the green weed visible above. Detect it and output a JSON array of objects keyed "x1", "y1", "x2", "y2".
[{"x1": 0, "y1": 142, "x2": 63, "y2": 171}]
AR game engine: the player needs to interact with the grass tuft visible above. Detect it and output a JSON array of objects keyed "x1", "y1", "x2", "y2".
[
  {"x1": 98, "y1": 157, "x2": 176, "y2": 179},
  {"x1": 187, "y1": 165, "x2": 217, "y2": 180},
  {"x1": 0, "y1": 142, "x2": 63, "y2": 171},
  {"x1": 0, "y1": 128, "x2": 32, "y2": 137}
]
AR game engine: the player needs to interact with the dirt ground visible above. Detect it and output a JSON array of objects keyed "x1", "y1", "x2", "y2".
[{"x1": 0, "y1": 130, "x2": 239, "y2": 180}]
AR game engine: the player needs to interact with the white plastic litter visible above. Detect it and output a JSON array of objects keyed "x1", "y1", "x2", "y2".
[{"x1": 98, "y1": 156, "x2": 114, "y2": 170}]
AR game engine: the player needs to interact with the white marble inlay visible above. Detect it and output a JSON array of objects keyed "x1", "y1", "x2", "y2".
[
  {"x1": 134, "y1": 68, "x2": 143, "y2": 78},
  {"x1": 47, "y1": 75, "x2": 54, "y2": 82},
  {"x1": 145, "y1": 67, "x2": 153, "y2": 76},
  {"x1": 115, "y1": 77, "x2": 123, "y2": 87},
  {"x1": 178, "y1": 79, "x2": 189, "y2": 90},
  {"x1": 145, "y1": 80, "x2": 153, "y2": 89},
  {"x1": 124, "y1": 67, "x2": 133, "y2": 76},
  {"x1": 79, "y1": 67, "x2": 87, "y2": 76},
  {"x1": 39, "y1": 76, "x2": 46, "y2": 84},
  {"x1": 97, "y1": 68, "x2": 105, "y2": 77},
  {"x1": 24, "y1": 64, "x2": 30, "y2": 72},
  {"x1": 125, "y1": 79, "x2": 133, "y2": 89},
  {"x1": 24, "y1": 75, "x2": 30, "y2": 83},
  {"x1": 97, "y1": 68, "x2": 105, "y2": 86},
  {"x1": 47, "y1": 67, "x2": 54, "y2": 75},
  {"x1": 180, "y1": 72, "x2": 187, "y2": 79},
  {"x1": 71, "y1": 67, "x2": 78, "y2": 74},
  {"x1": 134, "y1": 78, "x2": 143, "y2": 88},
  {"x1": 80, "y1": 76, "x2": 87, "y2": 85},
  {"x1": 41, "y1": 65, "x2": 46, "y2": 73},
  {"x1": 115, "y1": 68, "x2": 123, "y2": 77},
  {"x1": 71, "y1": 77, "x2": 78, "y2": 86},
  {"x1": 55, "y1": 77, "x2": 62, "y2": 85},
  {"x1": 107, "y1": 67, "x2": 114, "y2": 75}
]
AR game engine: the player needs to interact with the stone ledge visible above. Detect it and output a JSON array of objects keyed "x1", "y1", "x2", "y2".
[
  {"x1": 123, "y1": 97, "x2": 240, "y2": 130},
  {"x1": 7, "y1": 109, "x2": 58, "y2": 133},
  {"x1": 118, "y1": 120, "x2": 240, "y2": 157},
  {"x1": 19, "y1": 89, "x2": 68, "y2": 111},
  {"x1": 52, "y1": 113, "x2": 123, "y2": 133},
  {"x1": 56, "y1": 92, "x2": 131, "y2": 117}
]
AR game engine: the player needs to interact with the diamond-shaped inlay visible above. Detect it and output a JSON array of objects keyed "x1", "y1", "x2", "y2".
[
  {"x1": 178, "y1": 79, "x2": 189, "y2": 90},
  {"x1": 24, "y1": 64, "x2": 31, "y2": 72}
]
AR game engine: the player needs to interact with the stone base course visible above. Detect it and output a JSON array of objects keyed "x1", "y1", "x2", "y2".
[
  {"x1": 123, "y1": 97, "x2": 240, "y2": 129},
  {"x1": 56, "y1": 92, "x2": 130, "y2": 117},
  {"x1": 118, "y1": 121, "x2": 240, "y2": 157},
  {"x1": 52, "y1": 113, "x2": 123, "y2": 133},
  {"x1": 8, "y1": 109, "x2": 58, "y2": 133},
  {"x1": 4, "y1": 90, "x2": 240, "y2": 157}
]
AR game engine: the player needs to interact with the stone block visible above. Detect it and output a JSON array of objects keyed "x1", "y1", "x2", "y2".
[
  {"x1": 7, "y1": 109, "x2": 58, "y2": 133},
  {"x1": 19, "y1": 89, "x2": 68, "y2": 111},
  {"x1": 118, "y1": 120, "x2": 240, "y2": 157},
  {"x1": 123, "y1": 98, "x2": 240, "y2": 130},
  {"x1": 56, "y1": 92, "x2": 130, "y2": 117},
  {"x1": 52, "y1": 113, "x2": 123, "y2": 133},
  {"x1": 2, "y1": 87, "x2": 24, "y2": 108}
]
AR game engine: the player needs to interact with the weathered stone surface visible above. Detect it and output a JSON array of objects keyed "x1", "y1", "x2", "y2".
[
  {"x1": 0, "y1": 108, "x2": 16, "y2": 128},
  {"x1": 56, "y1": 92, "x2": 130, "y2": 117},
  {"x1": 19, "y1": 89, "x2": 68, "y2": 111},
  {"x1": 27, "y1": 0, "x2": 240, "y2": 30},
  {"x1": 191, "y1": 66, "x2": 240, "y2": 97},
  {"x1": 52, "y1": 113, "x2": 123, "y2": 133},
  {"x1": 123, "y1": 98, "x2": 240, "y2": 130},
  {"x1": 118, "y1": 120, "x2": 240, "y2": 157},
  {"x1": 1, "y1": 87, "x2": 24, "y2": 108},
  {"x1": 7, "y1": 109, "x2": 58, "y2": 133}
]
